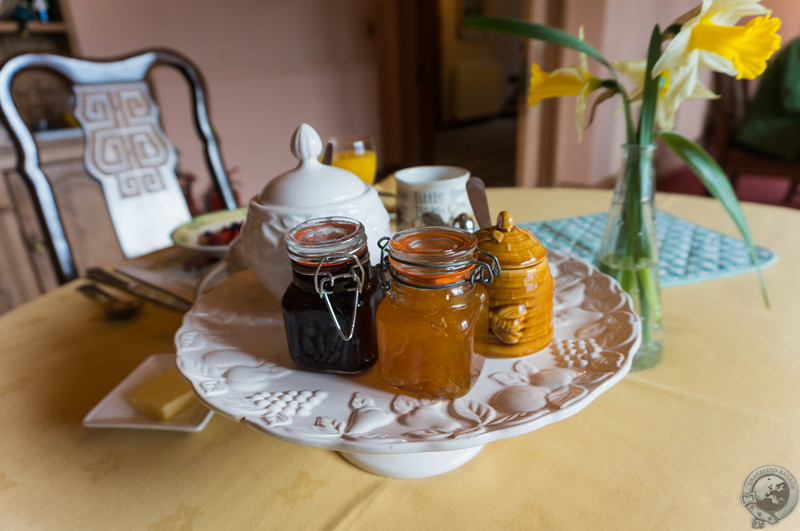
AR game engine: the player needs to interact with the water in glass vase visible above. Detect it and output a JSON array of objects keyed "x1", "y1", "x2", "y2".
[{"x1": 597, "y1": 255, "x2": 664, "y2": 371}]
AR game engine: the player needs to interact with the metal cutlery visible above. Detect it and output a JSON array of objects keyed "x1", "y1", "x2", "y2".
[
  {"x1": 466, "y1": 176, "x2": 492, "y2": 229},
  {"x1": 86, "y1": 267, "x2": 193, "y2": 313},
  {"x1": 453, "y1": 213, "x2": 476, "y2": 231},
  {"x1": 77, "y1": 282, "x2": 143, "y2": 319},
  {"x1": 322, "y1": 142, "x2": 333, "y2": 165}
]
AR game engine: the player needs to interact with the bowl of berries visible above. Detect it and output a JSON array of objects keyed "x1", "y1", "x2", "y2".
[{"x1": 170, "y1": 207, "x2": 247, "y2": 257}]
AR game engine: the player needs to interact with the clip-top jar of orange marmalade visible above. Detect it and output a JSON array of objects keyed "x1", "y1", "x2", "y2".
[
  {"x1": 475, "y1": 211, "x2": 554, "y2": 357},
  {"x1": 376, "y1": 227, "x2": 499, "y2": 399},
  {"x1": 282, "y1": 217, "x2": 382, "y2": 374}
]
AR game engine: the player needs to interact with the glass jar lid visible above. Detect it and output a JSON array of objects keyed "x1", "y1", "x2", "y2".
[
  {"x1": 285, "y1": 216, "x2": 367, "y2": 267},
  {"x1": 380, "y1": 226, "x2": 496, "y2": 288},
  {"x1": 475, "y1": 211, "x2": 547, "y2": 269}
]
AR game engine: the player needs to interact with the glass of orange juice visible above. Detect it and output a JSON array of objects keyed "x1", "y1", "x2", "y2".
[{"x1": 326, "y1": 135, "x2": 377, "y2": 185}]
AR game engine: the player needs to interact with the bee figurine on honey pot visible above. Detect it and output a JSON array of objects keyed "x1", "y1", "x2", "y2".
[{"x1": 475, "y1": 211, "x2": 554, "y2": 357}]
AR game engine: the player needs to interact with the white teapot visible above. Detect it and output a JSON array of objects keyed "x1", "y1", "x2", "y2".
[{"x1": 241, "y1": 123, "x2": 392, "y2": 299}]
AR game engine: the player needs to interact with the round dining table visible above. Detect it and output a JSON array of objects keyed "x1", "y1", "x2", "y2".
[{"x1": 1, "y1": 188, "x2": 798, "y2": 530}]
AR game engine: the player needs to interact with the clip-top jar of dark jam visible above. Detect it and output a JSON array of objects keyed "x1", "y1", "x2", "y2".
[
  {"x1": 281, "y1": 216, "x2": 382, "y2": 374},
  {"x1": 376, "y1": 227, "x2": 499, "y2": 399}
]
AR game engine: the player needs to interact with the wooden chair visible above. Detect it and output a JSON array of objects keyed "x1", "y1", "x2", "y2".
[
  {"x1": 0, "y1": 49, "x2": 238, "y2": 284},
  {"x1": 708, "y1": 72, "x2": 800, "y2": 204}
]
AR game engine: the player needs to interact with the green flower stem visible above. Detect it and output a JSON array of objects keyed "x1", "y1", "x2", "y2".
[
  {"x1": 599, "y1": 145, "x2": 662, "y2": 352},
  {"x1": 658, "y1": 131, "x2": 770, "y2": 307},
  {"x1": 637, "y1": 26, "x2": 664, "y2": 146},
  {"x1": 637, "y1": 263, "x2": 663, "y2": 344}
]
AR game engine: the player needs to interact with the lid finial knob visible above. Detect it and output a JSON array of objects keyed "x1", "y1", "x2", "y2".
[
  {"x1": 291, "y1": 123, "x2": 323, "y2": 162},
  {"x1": 496, "y1": 211, "x2": 514, "y2": 231}
]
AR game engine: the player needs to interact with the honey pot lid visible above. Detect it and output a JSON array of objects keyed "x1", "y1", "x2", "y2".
[
  {"x1": 476, "y1": 211, "x2": 546, "y2": 268},
  {"x1": 257, "y1": 123, "x2": 367, "y2": 207}
]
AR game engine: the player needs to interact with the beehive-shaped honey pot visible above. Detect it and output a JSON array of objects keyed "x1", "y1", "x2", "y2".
[{"x1": 476, "y1": 211, "x2": 554, "y2": 357}]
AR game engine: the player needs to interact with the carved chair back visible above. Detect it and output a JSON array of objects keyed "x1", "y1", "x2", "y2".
[{"x1": 0, "y1": 49, "x2": 237, "y2": 284}]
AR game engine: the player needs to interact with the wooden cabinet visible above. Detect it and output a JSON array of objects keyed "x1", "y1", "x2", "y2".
[
  {"x1": 0, "y1": 131, "x2": 68, "y2": 310},
  {"x1": 1, "y1": 1, "x2": 75, "y2": 133},
  {"x1": 0, "y1": 1, "x2": 85, "y2": 313},
  {"x1": 0, "y1": 158, "x2": 41, "y2": 314},
  {"x1": 0, "y1": 129, "x2": 125, "y2": 314}
]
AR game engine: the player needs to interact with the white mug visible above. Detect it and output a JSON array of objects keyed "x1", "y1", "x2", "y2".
[{"x1": 394, "y1": 166, "x2": 473, "y2": 230}]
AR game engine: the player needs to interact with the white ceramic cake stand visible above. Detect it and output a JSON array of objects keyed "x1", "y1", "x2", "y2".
[{"x1": 175, "y1": 250, "x2": 640, "y2": 478}]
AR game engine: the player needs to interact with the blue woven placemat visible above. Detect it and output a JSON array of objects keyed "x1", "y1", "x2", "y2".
[{"x1": 519, "y1": 211, "x2": 778, "y2": 288}]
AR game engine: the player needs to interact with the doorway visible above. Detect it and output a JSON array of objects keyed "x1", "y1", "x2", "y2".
[
  {"x1": 432, "y1": 0, "x2": 523, "y2": 187},
  {"x1": 375, "y1": 0, "x2": 525, "y2": 187}
]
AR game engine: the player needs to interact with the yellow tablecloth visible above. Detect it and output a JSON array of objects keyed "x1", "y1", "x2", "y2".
[{"x1": 1, "y1": 188, "x2": 798, "y2": 529}]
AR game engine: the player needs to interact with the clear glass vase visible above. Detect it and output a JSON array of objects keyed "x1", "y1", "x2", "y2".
[{"x1": 596, "y1": 144, "x2": 664, "y2": 371}]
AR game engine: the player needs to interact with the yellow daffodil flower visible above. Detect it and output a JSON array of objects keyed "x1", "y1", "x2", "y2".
[
  {"x1": 690, "y1": 13, "x2": 781, "y2": 79},
  {"x1": 614, "y1": 59, "x2": 717, "y2": 130},
  {"x1": 529, "y1": 64, "x2": 601, "y2": 139},
  {"x1": 651, "y1": 0, "x2": 781, "y2": 125},
  {"x1": 655, "y1": 0, "x2": 780, "y2": 79},
  {"x1": 527, "y1": 27, "x2": 602, "y2": 140},
  {"x1": 527, "y1": 63, "x2": 584, "y2": 106}
]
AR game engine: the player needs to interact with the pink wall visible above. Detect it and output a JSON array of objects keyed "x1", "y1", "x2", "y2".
[
  {"x1": 765, "y1": 0, "x2": 800, "y2": 37},
  {"x1": 64, "y1": 0, "x2": 382, "y2": 203}
]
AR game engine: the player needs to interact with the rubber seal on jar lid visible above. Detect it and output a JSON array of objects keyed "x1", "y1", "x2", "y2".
[
  {"x1": 376, "y1": 227, "x2": 499, "y2": 290},
  {"x1": 285, "y1": 216, "x2": 367, "y2": 266},
  {"x1": 475, "y1": 211, "x2": 547, "y2": 269}
]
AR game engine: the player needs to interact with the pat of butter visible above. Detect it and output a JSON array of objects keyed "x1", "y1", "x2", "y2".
[{"x1": 126, "y1": 368, "x2": 197, "y2": 420}]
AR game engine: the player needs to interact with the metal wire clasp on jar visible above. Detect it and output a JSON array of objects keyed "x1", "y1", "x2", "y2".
[
  {"x1": 281, "y1": 217, "x2": 383, "y2": 374},
  {"x1": 375, "y1": 226, "x2": 499, "y2": 399}
]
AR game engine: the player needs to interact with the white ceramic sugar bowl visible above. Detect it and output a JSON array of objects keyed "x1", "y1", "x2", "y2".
[{"x1": 241, "y1": 123, "x2": 392, "y2": 299}]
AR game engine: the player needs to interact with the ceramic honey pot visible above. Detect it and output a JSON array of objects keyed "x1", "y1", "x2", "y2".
[{"x1": 475, "y1": 211, "x2": 554, "y2": 357}]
